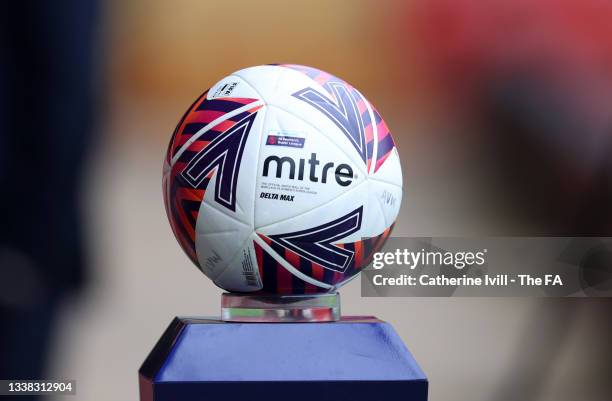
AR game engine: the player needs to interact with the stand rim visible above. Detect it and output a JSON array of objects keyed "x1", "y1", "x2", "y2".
[{"x1": 221, "y1": 292, "x2": 341, "y2": 323}]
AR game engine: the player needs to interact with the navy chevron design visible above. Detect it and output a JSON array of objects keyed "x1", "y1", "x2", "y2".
[
  {"x1": 293, "y1": 83, "x2": 367, "y2": 164},
  {"x1": 268, "y1": 206, "x2": 363, "y2": 273},
  {"x1": 180, "y1": 112, "x2": 257, "y2": 211}
]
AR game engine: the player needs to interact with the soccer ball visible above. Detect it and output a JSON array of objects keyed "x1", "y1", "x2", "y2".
[{"x1": 163, "y1": 64, "x2": 402, "y2": 294}]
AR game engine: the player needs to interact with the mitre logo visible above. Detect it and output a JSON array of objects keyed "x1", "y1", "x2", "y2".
[{"x1": 262, "y1": 152, "x2": 354, "y2": 186}]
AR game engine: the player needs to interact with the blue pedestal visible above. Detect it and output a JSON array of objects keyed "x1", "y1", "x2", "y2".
[{"x1": 139, "y1": 317, "x2": 428, "y2": 401}]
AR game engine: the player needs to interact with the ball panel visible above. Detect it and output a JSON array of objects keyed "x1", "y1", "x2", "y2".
[
  {"x1": 213, "y1": 235, "x2": 262, "y2": 292},
  {"x1": 165, "y1": 90, "x2": 208, "y2": 165},
  {"x1": 365, "y1": 149, "x2": 403, "y2": 233},
  {"x1": 365, "y1": 179, "x2": 402, "y2": 235},
  {"x1": 233, "y1": 65, "x2": 371, "y2": 174},
  {"x1": 191, "y1": 103, "x2": 266, "y2": 280},
  {"x1": 164, "y1": 89, "x2": 264, "y2": 269},
  {"x1": 252, "y1": 238, "x2": 329, "y2": 295},
  {"x1": 369, "y1": 104, "x2": 397, "y2": 173},
  {"x1": 207, "y1": 74, "x2": 263, "y2": 101},
  {"x1": 254, "y1": 188, "x2": 370, "y2": 291},
  {"x1": 256, "y1": 179, "x2": 369, "y2": 243},
  {"x1": 370, "y1": 147, "x2": 403, "y2": 188},
  {"x1": 276, "y1": 65, "x2": 374, "y2": 172},
  {"x1": 230, "y1": 65, "x2": 285, "y2": 103},
  {"x1": 198, "y1": 106, "x2": 264, "y2": 225},
  {"x1": 169, "y1": 93, "x2": 260, "y2": 164},
  {"x1": 194, "y1": 200, "x2": 253, "y2": 281},
  {"x1": 165, "y1": 171, "x2": 205, "y2": 266},
  {"x1": 253, "y1": 224, "x2": 395, "y2": 294},
  {"x1": 362, "y1": 180, "x2": 389, "y2": 238},
  {"x1": 253, "y1": 104, "x2": 365, "y2": 228}
]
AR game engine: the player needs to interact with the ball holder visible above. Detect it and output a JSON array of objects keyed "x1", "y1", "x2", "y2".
[{"x1": 139, "y1": 293, "x2": 428, "y2": 401}]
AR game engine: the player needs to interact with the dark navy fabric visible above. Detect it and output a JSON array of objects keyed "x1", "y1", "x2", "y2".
[
  {"x1": 159, "y1": 320, "x2": 425, "y2": 381},
  {"x1": 144, "y1": 318, "x2": 427, "y2": 400}
]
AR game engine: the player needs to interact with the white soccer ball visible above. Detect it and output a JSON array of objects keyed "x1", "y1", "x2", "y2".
[{"x1": 163, "y1": 64, "x2": 402, "y2": 294}]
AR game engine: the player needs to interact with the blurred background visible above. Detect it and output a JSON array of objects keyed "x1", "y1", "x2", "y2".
[{"x1": 1, "y1": 1, "x2": 611, "y2": 400}]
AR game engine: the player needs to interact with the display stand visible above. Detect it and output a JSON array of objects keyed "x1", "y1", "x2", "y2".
[{"x1": 139, "y1": 293, "x2": 428, "y2": 401}]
